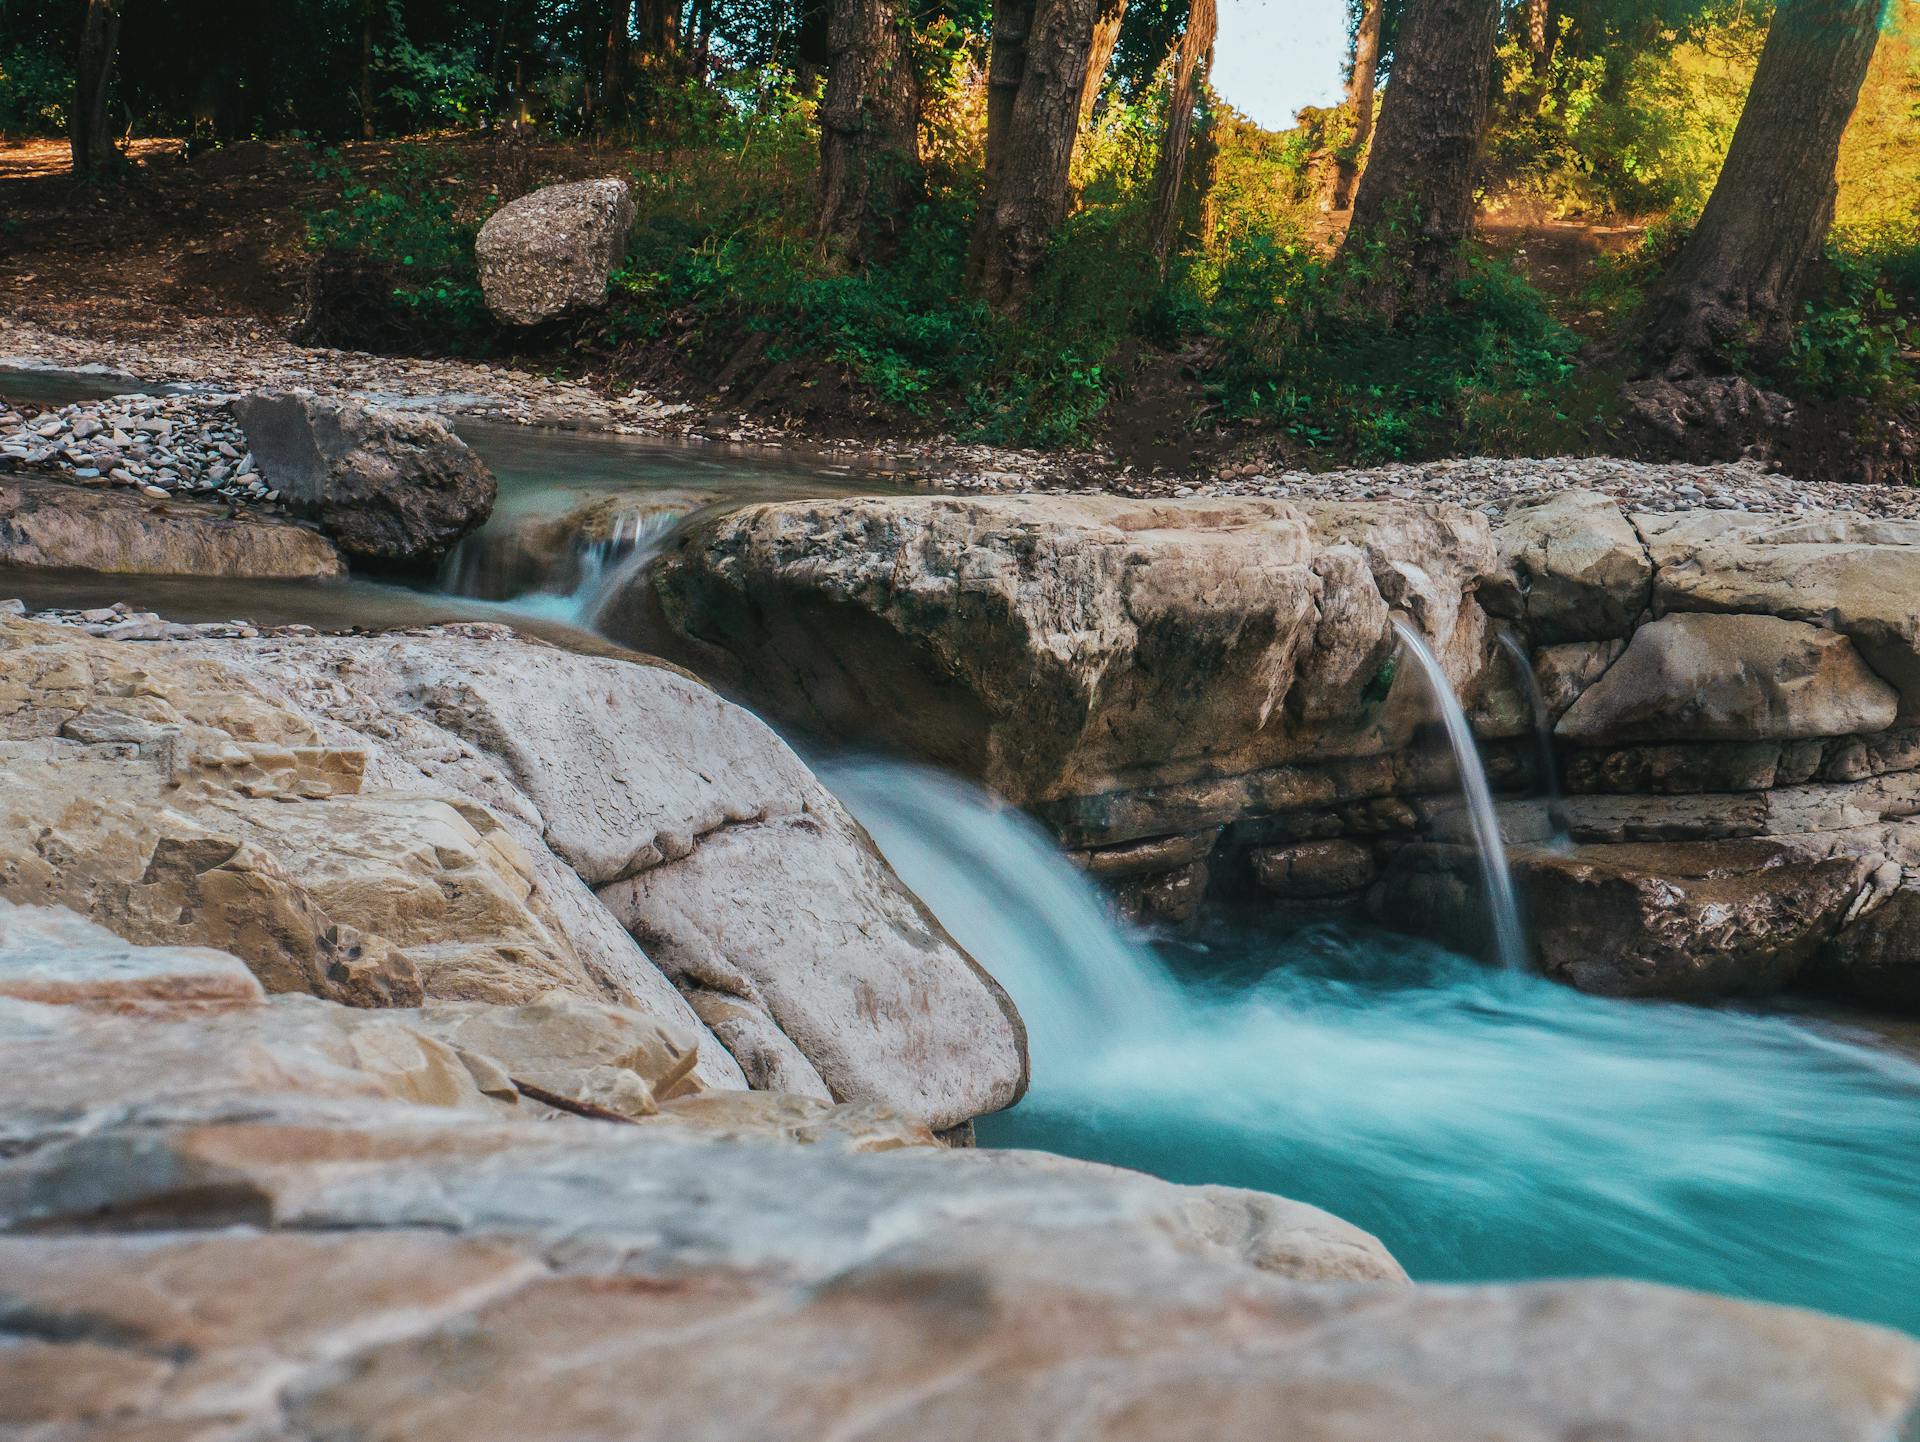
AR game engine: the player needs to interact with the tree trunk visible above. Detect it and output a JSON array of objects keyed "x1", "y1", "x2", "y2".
[
  {"x1": 1630, "y1": 0, "x2": 1886, "y2": 376},
  {"x1": 979, "y1": 0, "x2": 1035, "y2": 208},
  {"x1": 1322, "y1": 0, "x2": 1383, "y2": 212},
  {"x1": 1078, "y1": 0, "x2": 1125, "y2": 124},
  {"x1": 602, "y1": 0, "x2": 636, "y2": 128},
  {"x1": 70, "y1": 0, "x2": 125, "y2": 179},
  {"x1": 358, "y1": 0, "x2": 378, "y2": 140},
  {"x1": 815, "y1": 0, "x2": 925, "y2": 266},
  {"x1": 967, "y1": 0, "x2": 1104, "y2": 308},
  {"x1": 1336, "y1": 0, "x2": 1500, "y2": 318},
  {"x1": 1147, "y1": 0, "x2": 1216, "y2": 265}
]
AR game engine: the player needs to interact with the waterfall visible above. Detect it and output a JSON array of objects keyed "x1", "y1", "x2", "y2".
[
  {"x1": 821, "y1": 760, "x2": 1181, "y2": 1071},
  {"x1": 1391, "y1": 617, "x2": 1528, "y2": 971},
  {"x1": 1497, "y1": 631, "x2": 1572, "y2": 844},
  {"x1": 441, "y1": 506, "x2": 686, "y2": 630},
  {"x1": 823, "y1": 755, "x2": 1920, "y2": 1338}
]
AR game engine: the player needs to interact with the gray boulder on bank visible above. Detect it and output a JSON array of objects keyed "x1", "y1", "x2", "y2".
[
  {"x1": 232, "y1": 391, "x2": 495, "y2": 564},
  {"x1": 474, "y1": 177, "x2": 637, "y2": 326}
]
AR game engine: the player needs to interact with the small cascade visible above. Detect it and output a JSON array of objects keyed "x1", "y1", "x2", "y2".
[
  {"x1": 1497, "y1": 631, "x2": 1572, "y2": 844},
  {"x1": 821, "y1": 759, "x2": 1181, "y2": 1070},
  {"x1": 441, "y1": 505, "x2": 687, "y2": 631},
  {"x1": 1391, "y1": 617, "x2": 1528, "y2": 971}
]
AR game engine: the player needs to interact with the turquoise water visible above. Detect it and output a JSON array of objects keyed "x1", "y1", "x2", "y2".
[{"x1": 828, "y1": 760, "x2": 1920, "y2": 1337}]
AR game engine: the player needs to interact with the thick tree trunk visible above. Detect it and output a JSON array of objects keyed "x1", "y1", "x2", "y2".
[
  {"x1": 815, "y1": 0, "x2": 924, "y2": 267},
  {"x1": 1146, "y1": 0, "x2": 1216, "y2": 265},
  {"x1": 1078, "y1": 0, "x2": 1125, "y2": 124},
  {"x1": 979, "y1": 0, "x2": 1035, "y2": 208},
  {"x1": 967, "y1": 0, "x2": 1104, "y2": 308},
  {"x1": 359, "y1": 0, "x2": 376, "y2": 140},
  {"x1": 1336, "y1": 0, "x2": 1500, "y2": 317},
  {"x1": 1630, "y1": 0, "x2": 1886, "y2": 376},
  {"x1": 599, "y1": 1, "x2": 635, "y2": 128},
  {"x1": 1322, "y1": 0, "x2": 1383, "y2": 212},
  {"x1": 70, "y1": 0, "x2": 125, "y2": 179}
]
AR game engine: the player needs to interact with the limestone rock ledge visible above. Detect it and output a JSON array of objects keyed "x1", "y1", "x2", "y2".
[
  {"x1": 0, "y1": 612, "x2": 1025, "y2": 1129},
  {"x1": 638, "y1": 491, "x2": 1920, "y2": 999},
  {"x1": 4, "y1": 903, "x2": 1916, "y2": 1442}
]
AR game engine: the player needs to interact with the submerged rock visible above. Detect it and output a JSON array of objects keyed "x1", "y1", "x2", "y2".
[
  {"x1": 474, "y1": 177, "x2": 637, "y2": 326},
  {"x1": 232, "y1": 390, "x2": 496, "y2": 564}
]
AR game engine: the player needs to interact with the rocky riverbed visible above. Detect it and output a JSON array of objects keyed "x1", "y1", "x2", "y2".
[{"x1": 6, "y1": 337, "x2": 1920, "y2": 1436}]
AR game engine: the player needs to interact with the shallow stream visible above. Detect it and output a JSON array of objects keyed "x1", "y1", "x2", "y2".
[{"x1": 6, "y1": 369, "x2": 1919, "y2": 1338}]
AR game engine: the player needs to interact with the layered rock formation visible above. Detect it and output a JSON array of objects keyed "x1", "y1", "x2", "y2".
[
  {"x1": 0, "y1": 471, "x2": 343, "y2": 577},
  {"x1": 644, "y1": 492, "x2": 1920, "y2": 1002},
  {"x1": 6, "y1": 902, "x2": 1916, "y2": 1441},
  {"x1": 0, "y1": 613, "x2": 1025, "y2": 1126}
]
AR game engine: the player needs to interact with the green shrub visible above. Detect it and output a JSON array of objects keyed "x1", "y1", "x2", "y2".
[
  {"x1": 0, "y1": 45, "x2": 70, "y2": 137},
  {"x1": 300, "y1": 145, "x2": 492, "y2": 352}
]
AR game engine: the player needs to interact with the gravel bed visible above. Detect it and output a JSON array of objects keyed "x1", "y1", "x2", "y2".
[
  {"x1": 955, "y1": 453, "x2": 1920, "y2": 521},
  {"x1": 0, "y1": 392, "x2": 281, "y2": 504}
]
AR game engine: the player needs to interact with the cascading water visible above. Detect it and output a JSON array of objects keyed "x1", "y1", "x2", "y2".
[
  {"x1": 1497, "y1": 630, "x2": 1572, "y2": 843},
  {"x1": 826, "y1": 757, "x2": 1920, "y2": 1337},
  {"x1": 1391, "y1": 617, "x2": 1528, "y2": 971}
]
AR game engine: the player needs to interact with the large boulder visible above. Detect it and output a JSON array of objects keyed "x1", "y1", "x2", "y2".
[
  {"x1": 178, "y1": 624, "x2": 1028, "y2": 1130},
  {"x1": 1378, "y1": 837, "x2": 1873, "y2": 997},
  {"x1": 0, "y1": 472, "x2": 342, "y2": 578},
  {"x1": 643, "y1": 494, "x2": 1500, "y2": 809},
  {"x1": 232, "y1": 391, "x2": 496, "y2": 564},
  {"x1": 1486, "y1": 489, "x2": 1651, "y2": 643},
  {"x1": 474, "y1": 178, "x2": 637, "y2": 326},
  {"x1": 1558, "y1": 613, "x2": 1899, "y2": 745},
  {"x1": 1645, "y1": 511, "x2": 1920, "y2": 719}
]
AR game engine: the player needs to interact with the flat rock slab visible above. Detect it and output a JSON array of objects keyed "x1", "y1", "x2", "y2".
[{"x1": 0, "y1": 472, "x2": 342, "y2": 578}]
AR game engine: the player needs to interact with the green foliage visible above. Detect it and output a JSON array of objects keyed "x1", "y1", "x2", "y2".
[
  {"x1": 375, "y1": 6, "x2": 491, "y2": 134},
  {"x1": 302, "y1": 145, "x2": 492, "y2": 348},
  {"x1": 1483, "y1": 11, "x2": 1765, "y2": 217},
  {"x1": 1782, "y1": 235, "x2": 1920, "y2": 400},
  {"x1": 0, "y1": 44, "x2": 69, "y2": 136},
  {"x1": 1199, "y1": 237, "x2": 1584, "y2": 461}
]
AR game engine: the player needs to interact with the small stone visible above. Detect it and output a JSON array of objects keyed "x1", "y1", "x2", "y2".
[{"x1": 139, "y1": 484, "x2": 169, "y2": 499}]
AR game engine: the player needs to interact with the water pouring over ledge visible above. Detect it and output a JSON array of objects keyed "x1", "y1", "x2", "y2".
[
  {"x1": 1390, "y1": 616, "x2": 1528, "y2": 971},
  {"x1": 824, "y1": 758, "x2": 1920, "y2": 1337}
]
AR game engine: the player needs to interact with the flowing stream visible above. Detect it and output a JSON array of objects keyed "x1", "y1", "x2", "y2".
[
  {"x1": 6, "y1": 369, "x2": 1920, "y2": 1339},
  {"x1": 828, "y1": 760, "x2": 1920, "y2": 1338}
]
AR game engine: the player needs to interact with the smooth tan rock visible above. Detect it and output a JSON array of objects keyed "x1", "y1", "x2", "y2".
[
  {"x1": 1559, "y1": 613, "x2": 1898, "y2": 744},
  {"x1": 0, "y1": 473, "x2": 343, "y2": 578},
  {"x1": 3, "y1": 1189, "x2": 1914, "y2": 1442},
  {"x1": 1533, "y1": 637, "x2": 1624, "y2": 722},
  {"x1": 0, "y1": 899, "x2": 264, "y2": 1013},
  {"x1": 196, "y1": 626, "x2": 1027, "y2": 1129},
  {"x1": 1487, "y1": 489, "x2": 1650, "y2": 643},
  {"x1": 1647, "y1": 519, "x2": 1920, "y2": 718},
  {"x1": 474, "y1": 178, "x2": 637, "y2": 325}
]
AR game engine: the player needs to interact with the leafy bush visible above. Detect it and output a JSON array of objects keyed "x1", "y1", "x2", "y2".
[
  {"x1": 0, "y1": 45, "x2": 70, "y2": 137},
  {"x1": 300, "y1": 146, "x2": 493, "y2": 352},
  {"x1": 1202, "y1": 237, "x2": 1583, "y2": 461},
  {"x1": 1783, "y1": 234, "x2": 1920, "y2": 401}
]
